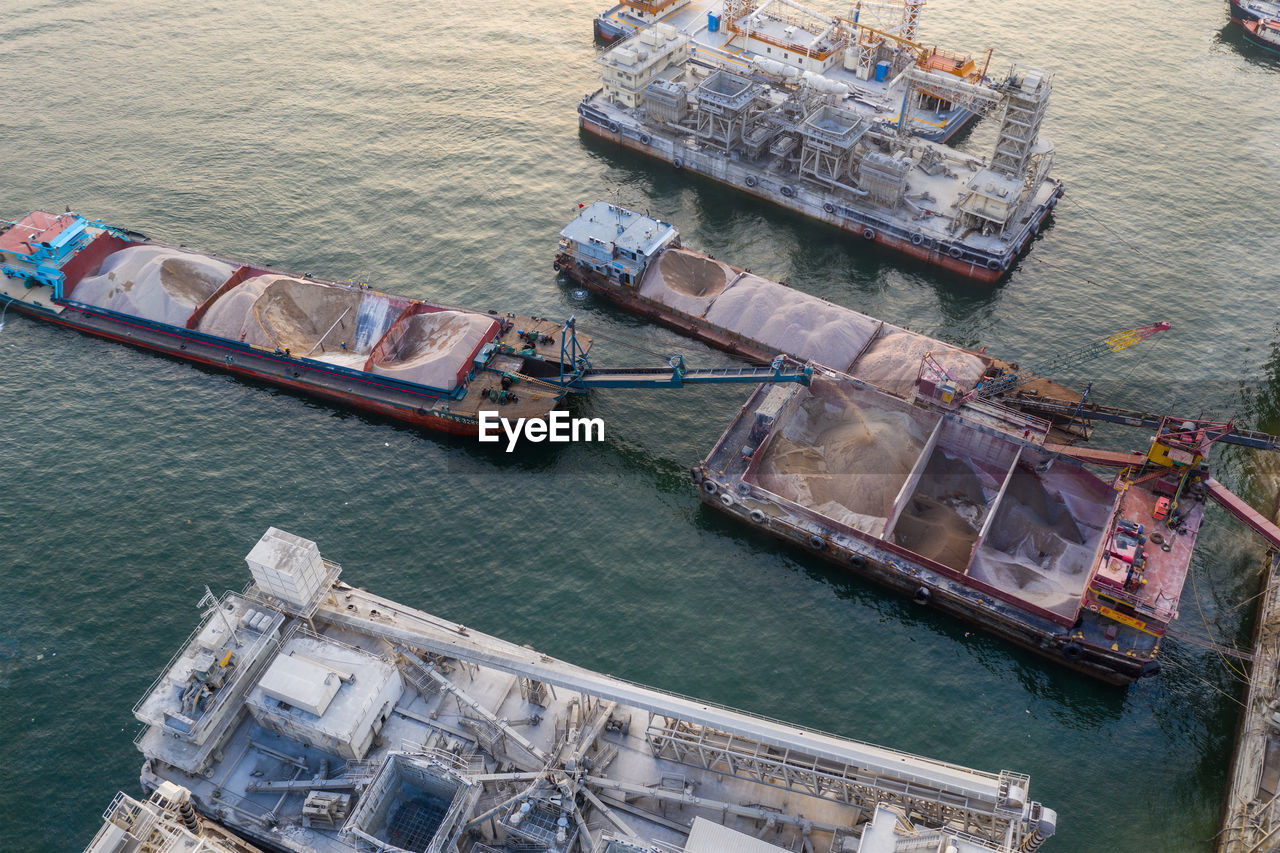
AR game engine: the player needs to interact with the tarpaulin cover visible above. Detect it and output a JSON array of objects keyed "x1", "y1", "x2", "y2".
[
  {"x1": 368, "y1": 310, "x2": 498, "y2": 391},
  {"x1": 72, "y1": 246, "x2": 236, "y2": 326}
]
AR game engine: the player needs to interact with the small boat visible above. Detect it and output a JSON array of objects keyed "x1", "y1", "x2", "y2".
[
  {"x1": 1242, "y1": 16, "x2": 1280, "y2": 52},
  {"x1": 0, "y1": 211, "x2": 590, "y2": 436}
]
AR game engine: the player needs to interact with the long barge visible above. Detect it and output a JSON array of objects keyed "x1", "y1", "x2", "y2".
[
  {"x1": 578, "y1": 16, "x2": 1063, "y2": 283},
  {"x1": 556, "y1": 202, "x2": 1082, "y2": 422},
  {"x1": 0, "y1": 211, "x2": 589, "y2": 436},
  {"x1": 127, "y1": 526, "x2": 1057, "y2": 853}
]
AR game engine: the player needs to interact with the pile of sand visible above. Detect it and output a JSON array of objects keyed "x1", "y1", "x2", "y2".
[
  {"x1": 369, "y1": 310, "x2": 497, "y2": 390},
  {"x1": 637, "y1": 249, "x2": 735, "y2": 316},
  {"x1": 968, "y1": 466, "x2": 1104, "y2": 615},
  {"x1": 197, "y1": 275, "x2": 362, "y2": 353},
  {"x1": 892, "y1": 450, "x2": 992, "y2": 570},
  {"x1": 756, "y1": 383, "x2": 928, "y2": 535},
  {"x1": 704, "y1": 275, "x2": 880, "y2": 370},
  {"x1": 72, "y1": 246, "x2": 236, "y2": 326},
  {"x1": 848, "y1": 327, "x2": 986, "y2": 398}
]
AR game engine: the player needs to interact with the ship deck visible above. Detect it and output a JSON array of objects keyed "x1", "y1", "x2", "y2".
[
  {"x1": 599, "y1": 0, "x2": 974, "y2": 135},
  {"x1": 134, "y1": 530, "x2": 1049, "y2": 853}
]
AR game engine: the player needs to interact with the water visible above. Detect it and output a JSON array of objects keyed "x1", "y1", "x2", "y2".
[{"x1": 1, "y1": 0, "x2": 1278, "y2": 850}]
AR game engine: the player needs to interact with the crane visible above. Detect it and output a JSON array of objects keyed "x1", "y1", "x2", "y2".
[{"x1": 970, "y1": 320, "x2": 1171, "y2": 401}]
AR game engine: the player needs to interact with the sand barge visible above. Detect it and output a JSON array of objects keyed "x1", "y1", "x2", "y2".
[{"x1": 696, "y1": 367, "x2": 1203, "y2": 684}]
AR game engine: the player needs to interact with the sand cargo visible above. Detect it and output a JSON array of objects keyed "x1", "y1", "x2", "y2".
[{"x1": 0, "y1": 211, "x2": 589, "y2": 435}]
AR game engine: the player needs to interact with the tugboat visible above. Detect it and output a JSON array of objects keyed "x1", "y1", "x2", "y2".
[{"x1": 1242, "y1": 15, "x2": 1280, "y2": 53}]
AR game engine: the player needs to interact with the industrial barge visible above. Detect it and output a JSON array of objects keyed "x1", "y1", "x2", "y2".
[
  {"x1": 691, "y1": 367, "x2": 1219, "y2": 684},
  {"x1": 0, "y1": 211, "x2": 589, "y2": 436},
  {"x1": 577, "y1": 9, "x2": 1063, "y2": 282},
  {"x1": 127, "y1": 527, "x2": 1058, "y2": 853},
  {"x1": 555, "y1": 203, "x2": 1280, "y2": 684},
  {"x1": 592, "y1": 0, "x2": 987, "y2": 144}
]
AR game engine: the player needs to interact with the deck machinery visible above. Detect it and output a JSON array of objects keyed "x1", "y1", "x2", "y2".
[
  {"x1": 128, "y1": 528, "x2": 1058, "y2": 853},
  {"x1": 579, "y1": 2, "x2": 1062, "y2": 282}
]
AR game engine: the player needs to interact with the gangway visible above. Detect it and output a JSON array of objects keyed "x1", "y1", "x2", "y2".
[
  {"x1": 565, "y1": 354, "x2": 812, "y2": 391},
  {"x1": 1203, "y1": 478, "x2": 1280, "y2": 551},
  {"x1": 553, "y1": 316, "x2": 812, "y2": 392}
]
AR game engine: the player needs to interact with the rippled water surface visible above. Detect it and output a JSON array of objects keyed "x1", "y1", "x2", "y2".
[{"x1": 2, "y1": 1, "x2": 1280, "y2": 850}]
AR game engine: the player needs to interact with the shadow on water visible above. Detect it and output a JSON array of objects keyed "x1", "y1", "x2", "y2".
[{"x1": 577, "y1": 130, "x2": 1019, "y2": 300}]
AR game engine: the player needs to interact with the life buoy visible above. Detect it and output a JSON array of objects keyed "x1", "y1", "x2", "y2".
[
  {"x1": 947, "y1": 246, "x2": 963, "y2": 259},
  {"x1": 808, "y1": 534, "x2": 825, "y2": 550},
  {"x1": 1062, "y1": 642, "x2": 1085, "y2": 661},
  {"x1": 639, "y1": 132, "x2": 651, "y2": 145},
  {"x1": 745, "y1": 175, "x2": 758, "y2": 188},
  {"x1": 750, "y1": 509, "x2": 766, "y2": 525},
  {"x1": 780, "y1": 185, "x2": 795, "y2": 198},
  {"x1": 861, "y1": 227, "x2": 875, "y2": 240},
  {"x1": 910, "y1": 233, "x2": 924, "y2": 246},
  {"x1": 822, "y1": 201, "x2": 835, "y2": 214},
  {"x1": 672, "y1": 157, "x2": 684, "y2": 169},
  {"x1": 702, "y1": 480, "x2": 718, "y2": 495},
  {"x1": 913, "y1": 586, "x2": 931, "y2": 605},
  {"x1": 985, "y1": 259, "x2": 1002, "y2": 272},
  {"x1": 719, "y1": 493, "x2": 735, "y2": 507},
  {"x1": 736, "y1": 481, "x2": 751, "y2": 496},
  {"x1": 608, "y1": 121, "x2": 620, "y2": 133}
]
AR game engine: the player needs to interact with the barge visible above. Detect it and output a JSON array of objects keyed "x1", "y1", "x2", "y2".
[
  {"x1": 591, "y1": 0, "x2": 987, "y2": 144},
  {"x1": 577, "y1": 15, "x2": 1063, "y2": 283},
  {"x1": 556, "y1": 202, "x2": 1084, "y2": 422},
  {"x1": 693, "y1": 368, "x2": 1210, "y2": 684},
  {"x1": 0, "y1": 211, "x2": 591, "y2": 437},
  {"x1": 130, "y1": 527, "x2": 1058, "y2": 853}
]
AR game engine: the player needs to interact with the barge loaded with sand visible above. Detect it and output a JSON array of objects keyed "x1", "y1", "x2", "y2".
[
  {"x1": 557, "y1": 202, "x2": 1085, "y2": 424},
  {"x1": 0, "y1": 211, "x2": 589, "y2": 436},
  {"x1": 577, "y1": 4, "x2": 1063, "y2": 282},
  {"x1": 692, "y1": 368, "x2": 1213, "y2": 684},
  {"x1": 128, "y1": 527, "x2": 1059, "y2": 853}
]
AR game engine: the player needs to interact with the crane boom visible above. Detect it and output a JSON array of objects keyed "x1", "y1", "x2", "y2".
[{"x1": 972, "y1": 321, "x2": 1171, "y2": 401}]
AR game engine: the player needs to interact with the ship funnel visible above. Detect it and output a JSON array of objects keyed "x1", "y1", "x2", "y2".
[{"x1": 245, "y1": 527, "x2": 338, "y2": 617}]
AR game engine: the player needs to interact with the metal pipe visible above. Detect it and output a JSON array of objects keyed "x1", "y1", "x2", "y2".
[
  {"x1": 306, "y1": 306, "x2": 352, "y2": 356},
  {"x1": 247, "y1": 739, "x2": 309, "y2": 771}
]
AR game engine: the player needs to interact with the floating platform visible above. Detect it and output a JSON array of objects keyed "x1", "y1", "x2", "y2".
[
  {"x1": 578, "y1": 15, "x2": 1063, "y2": 282},
  {"x1": 0, "y1": 212, "x2": 590, "y2": 436},
  {"x1": 129, "y1": 527, "x2": 1058, "y2": 853}
]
